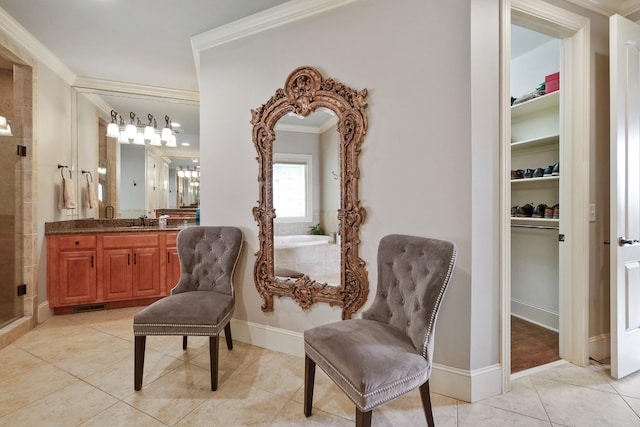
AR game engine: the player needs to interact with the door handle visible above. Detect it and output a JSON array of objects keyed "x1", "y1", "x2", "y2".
[
  {"x1": 91, "y1": 255, "x2": 94, "y2": 268},
  {"x1": 134, "y1": 253, "x2": 137, "y2": 265},
  {"x1": 167, "y1": 252, "x2": 170, "y2": 263},
  {"x1": 128, "y1": 254, "x2": 130, "y2": 265},
  {"x1": 618, "y1": 237, "x2": 639, "y2": 246}
]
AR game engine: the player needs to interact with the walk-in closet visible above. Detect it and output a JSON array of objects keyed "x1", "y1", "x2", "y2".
[{"x1": 510, "y1": 25, "x2": 562, "y2": 373}]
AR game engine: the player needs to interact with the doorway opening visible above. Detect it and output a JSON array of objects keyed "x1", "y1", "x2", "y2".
[
  {"x1": 501, "y1": 0, "x2": 590, "y2": 391},
  {"x1": 509, "y1": 24, "x2": 561, "y2": 374}
]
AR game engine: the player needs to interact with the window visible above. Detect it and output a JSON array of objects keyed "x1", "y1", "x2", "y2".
[{"x1": 273, "y1": 154, "x2": 312, "y2": 222}]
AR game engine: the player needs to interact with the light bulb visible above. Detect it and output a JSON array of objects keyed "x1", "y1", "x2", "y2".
[{"x1": 106, "y1": 122, "x2": 119, "y2": 138}]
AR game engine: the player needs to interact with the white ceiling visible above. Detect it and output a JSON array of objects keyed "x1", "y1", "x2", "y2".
[
  {"x1": 512, "y1": 25, "x2": 556, "y2": 60},
  {"x1": 0, "y1": 0, "x2": 288, "y2": 92},
  {"x1": 0, "y1": 0, "x2": 289, "y2": 161}
]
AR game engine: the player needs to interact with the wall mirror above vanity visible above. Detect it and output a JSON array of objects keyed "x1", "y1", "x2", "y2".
[
  {"x1": 72, "y1": 87, "x2": 200, "y2": 219},
  {"x1": 252, "y1": 66, "x2": 369, "y2": 319}
]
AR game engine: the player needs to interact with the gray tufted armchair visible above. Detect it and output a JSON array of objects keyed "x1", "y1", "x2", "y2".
[
  {"x1": 303, "y1": 234, "x2": 456, "y2": 427},
  {"x1": 133, "y1": 226, "x2": 243, "y2": 391}
]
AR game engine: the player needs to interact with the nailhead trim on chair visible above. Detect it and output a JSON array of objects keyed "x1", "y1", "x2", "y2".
[
  {"x1": 305, "y1": 342, "x2": 428, "y2": 411},
  {"x1": 421, "y1": 246, "x2": 457, "y2": 358}
]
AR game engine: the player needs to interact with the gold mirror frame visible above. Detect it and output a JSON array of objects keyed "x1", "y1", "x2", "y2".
[{"x1": 251, "y1": 66, "x2": 369, "y2": 319}]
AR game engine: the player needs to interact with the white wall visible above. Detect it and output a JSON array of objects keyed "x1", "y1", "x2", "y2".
[
  {"x1": 198, "y1": 0, "x2": 494, "y2": 387},
  {"x1": 119, "y1": 144, "x2": 146, "y2": 218},
  {"x1": 35, "y1": 65, "x2": 73, "y2": 303},
  {"x1": 75, "y1": 92, "x2": 99, "y2": 218},
  {"x1": 511, "y1": 38, "x2": 560, "y2": 98}
]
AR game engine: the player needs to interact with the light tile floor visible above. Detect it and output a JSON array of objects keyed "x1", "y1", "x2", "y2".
[{"x1": 0, "y1": 307, "x2": 639, "y2": 426}]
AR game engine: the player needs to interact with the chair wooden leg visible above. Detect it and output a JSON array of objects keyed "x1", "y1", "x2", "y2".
[
  {"x1": 355, "y1": 408, "x2": 372, "y2": 427},
  {"x1": 182, "y1": 336, "x2": 187, "y2": 350},
  {"x1": 304, "y1": 355, "x2": 316, "y2": 417},
  {"x1": 210, "y1": 335, "x2": 219, "y2": 391},
  {"x1": 224, "y1": 322, "x2": 233, "y2": 350},
  {"x1": 134, "y1": 336, "x2": 146, "y2": 390},
  {"x1": 419, "y1": 380, "x2": 435, "y2": 427}
]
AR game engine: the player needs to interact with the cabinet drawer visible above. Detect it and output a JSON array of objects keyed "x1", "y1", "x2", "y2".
[
  {"x1": 166, "y1": 232, "x2": 178, "y2": 247},
  {"x1": 58, "y1": 235, "x2": 97, "y2": 250},
  {"x1": 102, "y1": 233, "x2": 160, "y2": 249}
]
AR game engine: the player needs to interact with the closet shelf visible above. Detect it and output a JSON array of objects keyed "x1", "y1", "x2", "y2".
[
  {"x1": 511, "y1": 134, "x2": 559, "y2": 153},
  {"x1": 511, "y1": 91, "x2": 560, "y2": 120},
  {"x1": 511, "y1": 217, "x2": 559, "y2": 225},
  {"x1": 511, "y1": 176, "x2": 559, "y2": 185}
]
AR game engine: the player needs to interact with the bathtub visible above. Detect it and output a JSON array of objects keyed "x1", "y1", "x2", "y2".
[{"x1": 274, "y1": 234, "x2": 332, "y2": 249}]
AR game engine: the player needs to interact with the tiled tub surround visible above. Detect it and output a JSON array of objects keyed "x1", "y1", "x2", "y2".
[{"x1": 275, "y1": 239, "x2": 340, "y2": 284}]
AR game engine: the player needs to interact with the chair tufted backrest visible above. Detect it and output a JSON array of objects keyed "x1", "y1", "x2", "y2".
[
  {"x1": 170, "y1": 226, "x2": 243, "y2": 297},
  {"x1": 362, "y1": 234, "x2": 456, "y2": 363}
]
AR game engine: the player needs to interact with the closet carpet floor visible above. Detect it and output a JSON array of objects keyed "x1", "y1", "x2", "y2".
[
  {"x1": 511, "y1": 315, "x2": 560, "y2": 373},
  {"x1": 1, "y1": 308, "x2": 639, "y2": 426}
]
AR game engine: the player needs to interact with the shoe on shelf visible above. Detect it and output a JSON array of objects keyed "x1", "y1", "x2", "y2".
[
  {"x1": 552, "y1": 162, "x2": 559, "y2": 176},
  {"x1": 543, "y1": 164, "x2": 555, "y2": 177},
  {"x1": 511, "y1": 169, "x2": 524, "y2": 179},
  {"x1": 545, "y1": 205, "x2": 555, "y2": 219},
  {"x1": 532, "y1": 203, "x2": 547, "y2": 218},
  {"x1": 523, "y1": 168, "x2": 535, "y2": 179},
  {"x1": 516, "y1": 203, "x2": 534, "y2": 217},
  {"x1": 553, "y1": 203, "x2": 560, "y2": 219},
  {"x1": 533, "y1": 167, "x2": 545, "y2": 178}
]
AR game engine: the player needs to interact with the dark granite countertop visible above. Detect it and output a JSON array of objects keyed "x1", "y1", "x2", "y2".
[{"x1": 45, "y1": 219, "x2": 196, "y2": 235}]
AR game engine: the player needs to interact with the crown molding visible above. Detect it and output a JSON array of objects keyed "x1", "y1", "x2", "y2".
[
  {"x1": 190, "y1": 0, "x2": 357, "y2": 84},
  {"x1": 72, "y1": 77, "x2": 199, "y2": 102},
  {"x1": 0, "y1": 6, "x2": 75, "y2": 83},
  {"x1": 564, "y1": 0, "x2": 640, "y2": 16}
]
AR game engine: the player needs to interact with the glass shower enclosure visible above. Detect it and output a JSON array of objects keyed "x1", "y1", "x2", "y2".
[{"x1": 0, "y1": 69, "x2": 24, "y2": 329}]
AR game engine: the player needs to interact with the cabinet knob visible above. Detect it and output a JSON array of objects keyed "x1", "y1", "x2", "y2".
[{"x1": 75, "y1": 241, "x2": 79, "y2": 245}]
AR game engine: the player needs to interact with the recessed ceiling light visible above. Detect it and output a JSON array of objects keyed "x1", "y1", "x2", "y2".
[
  {"x1": 192, "y1": 159, "x2": 199, "y2": 163},
  {"x1": 181, "y1": 142, "x2": 190, "y2": 146}
]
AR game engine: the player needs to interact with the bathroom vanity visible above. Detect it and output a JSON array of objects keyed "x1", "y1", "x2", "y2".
[{"x1": 45, "y1": 220, "x2": 190, "y2": 314}]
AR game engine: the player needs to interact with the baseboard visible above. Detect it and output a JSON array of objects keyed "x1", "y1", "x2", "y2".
[
  {"x1": 430, "y1": 362, "x2": 502, "y2": 402},
  {"x1": 229, "y1": 318, "x2": 305, "y2": 358},
  {"x1": 228, "y1": 318, "x2": 501, "y2": 402},
  {"x1": 511, "y1": 299, "x2": 559, "y2": 332},
  {"x1": 588, "y1": 333, "x2": 610, "y2": 362},
  {"x1": 38, "y1": 301, "x2": 52, "y2": 324}
]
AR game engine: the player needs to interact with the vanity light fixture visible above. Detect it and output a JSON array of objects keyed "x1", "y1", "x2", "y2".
[
  {"x1": 106, "y1": 110, "x2": 180, "y2": 146},
  {"x1": 0, "y1": 115, "x2": 13, "y2": 137}
]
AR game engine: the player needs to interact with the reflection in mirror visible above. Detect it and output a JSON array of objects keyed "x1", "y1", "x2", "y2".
[
  {"x1": 273, "y1": 109, "x2": 340, "y2": 285},
  {"x1": 73, "y1": 87, "x2": 199, "y2": 218},
  {"x1": 252, "y1": 66, "x2": 369, "y2": 319}
]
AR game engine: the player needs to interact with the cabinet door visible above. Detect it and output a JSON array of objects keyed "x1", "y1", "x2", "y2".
[
  {"x1": 103, "y1": 248, "x2": 133, "y2": 300},
  {"x1": 58, "y1": 250, "x2": 97, "y2": 305},
  {"x1": 133, "y1": 247, "x2": 161, "y2": 297},
  {"x1": 166, "y1": 246, "x2": 180, "y2": 292}
]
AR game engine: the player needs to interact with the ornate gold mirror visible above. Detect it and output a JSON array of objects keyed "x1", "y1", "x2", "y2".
[{"x1": 252, "y1": 66, "x2": 369, "y2": 319}]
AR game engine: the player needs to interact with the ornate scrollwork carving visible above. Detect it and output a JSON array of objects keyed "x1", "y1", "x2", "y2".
[{"x1": 251, "y1": 66, "x2": 369, "y2": 319}]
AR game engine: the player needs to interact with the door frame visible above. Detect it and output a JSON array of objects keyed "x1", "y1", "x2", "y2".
[{"x1": 500, "y1": 0, "x2": 590, "y2": 392}]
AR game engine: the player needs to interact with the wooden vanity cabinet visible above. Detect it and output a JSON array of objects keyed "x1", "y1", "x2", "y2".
[
  {"x1": 165, "y1": 231, "x2": 180, "y2": 292},
  {"x1": 101, "y1": 234, "x2": 162, "y2": 300},
  {"x1": 47, "y1": 235, "x2": 98, "y2": 306},
  {"x1": 47, "y1": 230, "x2": 182, "y2": 313}
]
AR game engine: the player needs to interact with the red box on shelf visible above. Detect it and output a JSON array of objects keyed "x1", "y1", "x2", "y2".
[{"x1": 545, "y1": 72, "x2": 560, "y2": 93}]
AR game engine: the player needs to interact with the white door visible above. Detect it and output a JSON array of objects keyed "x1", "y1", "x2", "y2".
[{"x1": 610, "y1": 14, "x2": 640, "y2": 379}]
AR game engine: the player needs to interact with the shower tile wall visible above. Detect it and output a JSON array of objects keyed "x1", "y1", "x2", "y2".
[
  {"x1": 0, "y1": 60, "x2": 36, "y2": 349},
  {"x1": 0, "y1": 68, "x2": 16, "y2": 327}
]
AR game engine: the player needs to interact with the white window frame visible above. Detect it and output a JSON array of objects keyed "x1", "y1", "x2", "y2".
[{"x1": 273, "y1": 153, "x2": 313, "y2": 223}]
